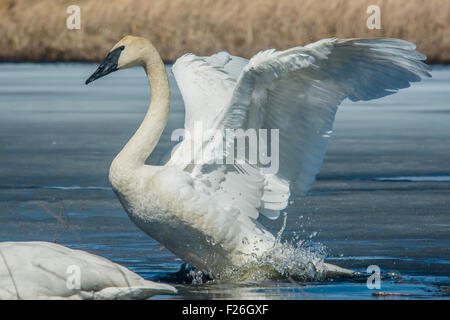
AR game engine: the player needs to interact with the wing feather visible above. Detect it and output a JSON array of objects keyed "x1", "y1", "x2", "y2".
[
  {"x1": 171, "y1": 38, "x2": 430, "y2": 224},
  {"x1": 212, "y1": 38, "x2": 430, "y2": 196}
]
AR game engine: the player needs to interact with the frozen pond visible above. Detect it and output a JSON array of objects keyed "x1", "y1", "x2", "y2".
[{"x1": 0, "y1": 63, "x2": 449, "y2": 299}]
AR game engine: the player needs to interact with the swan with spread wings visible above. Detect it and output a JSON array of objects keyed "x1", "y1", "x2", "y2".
[{"x1": 86, "y1": 36, "x2": 430, "y2": 279}]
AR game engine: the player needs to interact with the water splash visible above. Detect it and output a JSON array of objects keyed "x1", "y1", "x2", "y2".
[
  {"x1": 220, "y1": 238, "x2": 329, "y2": 282},
  {"x1": 170, "y1": 215, "x2": 338, "y2": 284},
  {"x1": 218, "y1": 215, "x2": 330, "y2": 282},
  {"x1": 170, "y1": 238, "x2": 329, "y2": 284}
]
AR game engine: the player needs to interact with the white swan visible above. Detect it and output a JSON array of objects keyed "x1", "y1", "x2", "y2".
[
  {"x1": 0, "y1": 241, "x2": 176, "y2": 299},
  {"x1": 85, "y1": 36, "x2": 430, "y2": 279}
]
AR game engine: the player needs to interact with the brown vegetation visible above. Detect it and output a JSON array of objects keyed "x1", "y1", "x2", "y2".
[{"x1": 0, "y1": 0, "x2": 448, "y2": 62}]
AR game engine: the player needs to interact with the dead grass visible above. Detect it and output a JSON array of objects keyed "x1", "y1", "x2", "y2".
[{"x1": 0, "y1": 0, "x2": 448, "y2": 62}]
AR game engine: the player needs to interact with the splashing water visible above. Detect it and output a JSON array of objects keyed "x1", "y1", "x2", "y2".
[
  {"x1": 219, "y1": 237, "x2": 329, "y2": 282},
  {"x1": 171, "y1": 240, "x2": 329, "y2": 284},
  {"x1": 241, "y1": 212, "x2": 329, "y2": 282},
  {"x1": 172, "y1": 213, "x2": 331, "y2": 284}
]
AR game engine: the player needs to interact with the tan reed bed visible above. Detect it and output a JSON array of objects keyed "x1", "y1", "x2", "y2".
[{"x1": 0, "y1": 0, "x2": 448, "y2": 63}]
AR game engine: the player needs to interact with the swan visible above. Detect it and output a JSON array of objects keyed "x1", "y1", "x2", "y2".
[
  {"x1": 0, "y1": 241, "x2": 176, "y2": 299},
  {"x1": 85, "y1": 36, "x2": 430, "y2": 280}
]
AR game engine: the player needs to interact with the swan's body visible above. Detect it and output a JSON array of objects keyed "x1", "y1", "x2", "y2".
[
  {"x1": 0, "y1": 241, "x2": 176, "y2": 299},
  {"x1": 86, "y1": 36, "x2": 430, "y2": 279}
]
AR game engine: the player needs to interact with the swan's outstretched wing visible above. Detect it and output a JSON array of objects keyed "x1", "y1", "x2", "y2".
[
  {"x1": 204, "y1": 51, "x2": 249, "y2": 80},
  {"x1": 215, "y1": 38, "x2": 430, "y2": 191},
  {"x1": 0, "y1": 241, "x2": 176, "y2": 300},
  {"x1": 171, "y1": 38, "x2": 429, "y2": 227},
  {"x1": 192, "y1": 38, "x2": 430, "y2": 221},
  {"x1": 168, "y1": 52, "x2": 249, "y2": 167},
  {"x1": 172, "y1": 52, "x2": 247, "y2": 134}
]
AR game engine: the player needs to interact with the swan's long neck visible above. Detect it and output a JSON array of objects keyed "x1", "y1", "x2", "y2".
[{"x1": 112, "y1": 45, "x2": 170, "y2": 171}]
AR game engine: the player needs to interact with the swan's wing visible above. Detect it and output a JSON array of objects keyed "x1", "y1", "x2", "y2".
[
  {"x1": 215, "y1": 38, "x2": 431, "y2": 193},
  {"x1": 171, "y1": 51, "x2": 287, "y2": 221},
  {"x1": 0, "y1": 241, "x2": 176, "y2": 300},
  {"x1": 204, "y1": 51, "x2": 249, "y2": 80},
  {"x1": 192, "y1": 38, "x2": 430, "y2": 221},
  {"x1": 168, "y1": 52, "x2": 248, "y2": 166},
  {"x1": 172, "y1": 52, "x2": 247, "y2": 134}
]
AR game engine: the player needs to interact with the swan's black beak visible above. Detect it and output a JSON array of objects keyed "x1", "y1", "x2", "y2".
[{"x1": 85, "y1": 46, "x2": 125, "y2": 85}]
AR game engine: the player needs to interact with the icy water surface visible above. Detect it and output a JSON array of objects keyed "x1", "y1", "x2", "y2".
[{"x1": 0, "y1": 63, "x2": 449, "y2": 299}]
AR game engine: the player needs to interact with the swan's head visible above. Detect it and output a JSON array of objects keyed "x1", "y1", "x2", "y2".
[{"x1": 85, "y1": 35, "x2": 150, "y2": 85}]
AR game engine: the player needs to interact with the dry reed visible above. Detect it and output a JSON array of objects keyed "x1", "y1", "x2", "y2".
[{"x1": 0, "y1": 0, "x2": 448, "y2": 62}]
